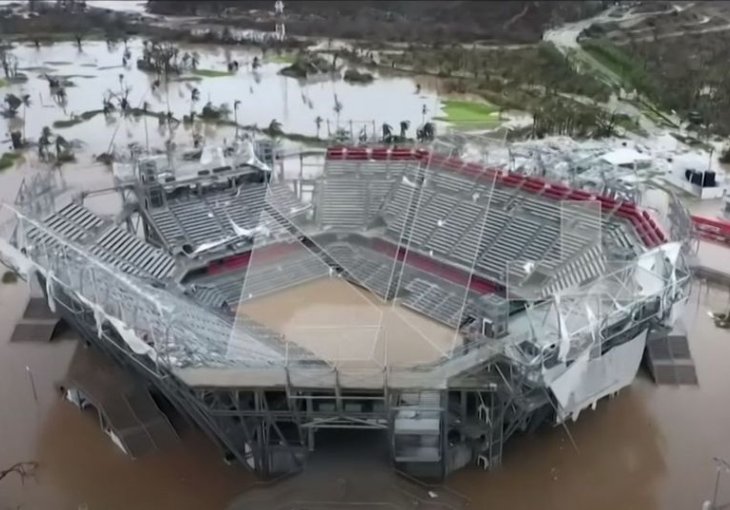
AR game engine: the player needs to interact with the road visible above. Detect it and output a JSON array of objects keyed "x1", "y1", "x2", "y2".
[{"x1": 542, "y1": 4, "x2": 692, "y2": 133}]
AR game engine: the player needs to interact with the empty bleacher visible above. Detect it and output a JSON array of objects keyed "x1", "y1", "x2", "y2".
[
  {"x1": 26, "y1": 203, "x2": 175, "y2": 281},
  {"x1": 314, "y1": 157, "x2": 414, "y2": 231},
  {"x1": 327, "y1": 242, "x2": 398, "y2": 299},
  {"x1": 374, "y1": 160, "x2": 627, "y2": 296},
  {"x1": 146, "y1": 182, "x2": 309, "y2": 250},
  {"x1": 90, "y1": 226, "x2": 176, "y2": 280},
  {"x1": 323, "y1": 242, "x2": 478, "y2": 328},
  {"x1": 26, "y1": 202, "x2": 105, "y2": 249},
  {"x1": 316, "y1": 179, "x2": 368, "y2": 229},
  {"x1": 191, "y1": 246, "x2": 332, "y2": 306},
  {"x1": 401, "y1": 278, "x2": 473, "y2": 328}
]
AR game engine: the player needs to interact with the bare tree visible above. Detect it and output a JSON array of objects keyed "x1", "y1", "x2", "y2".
[{"x1": 0, "y1": 462, "x2": 38, "y2": 484}]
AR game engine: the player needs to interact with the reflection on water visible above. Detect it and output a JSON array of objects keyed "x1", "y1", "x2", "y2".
[{"x1": 2, "y1": 39, "x2": 441, "y2": 158}]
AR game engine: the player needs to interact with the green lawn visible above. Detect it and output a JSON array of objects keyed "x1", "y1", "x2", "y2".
[
  {"x1": 0, "y1": 152, "x2": 23, "y2": 171},
  {"x1": 192, "y1": 69, "x2": 233, "y2": 78},
  {"x1": 2, "y1": 271, "x2": 18, "y2": 284},
  {"x1": 435, "y1": 99, "x2": 499, "y2": 125},
  {"x1": 53, "y1": 118, "x2": 84, "y2": 128},
  {"x1": 269, "y1": 54, "x2": 296, "y2": 64},
  {"x1": 0, "y1": 79, "x2": 7, "y2": 88},
  {"x1": 171, "y1": 75, "x2": 203, "y2": 83}
]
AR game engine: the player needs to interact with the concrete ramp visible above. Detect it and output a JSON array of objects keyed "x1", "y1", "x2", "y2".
[
  {"x1": 644, "y1": 322, "x2": 698, "y2": 385},
  {"x1": 10, "y1": 297, "x2": 64, "y2": 343},
  {"x1": 64, "y1": 344, "x2": 179, "y2": 458}
]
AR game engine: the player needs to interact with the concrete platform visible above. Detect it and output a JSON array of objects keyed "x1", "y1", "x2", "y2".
[{"x1": 10, "y1": 297, "x2": 62, "y2": 343}]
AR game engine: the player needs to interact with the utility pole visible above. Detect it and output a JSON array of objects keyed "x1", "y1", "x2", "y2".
[{"x1": 274, "y1": 1, "x2": 285, "y2": 41}]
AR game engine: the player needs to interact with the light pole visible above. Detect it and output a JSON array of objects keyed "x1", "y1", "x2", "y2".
[{"x1": 706, "y1": 456, "x2": 730, "y2": 509}]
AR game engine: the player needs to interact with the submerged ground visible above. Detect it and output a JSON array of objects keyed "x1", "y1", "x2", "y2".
[
  {"x1": 3, "y1": 1, "x2": 730, "y2": 509},
  {"x1": 1, "y1": 245, "x2": 730, "y2": 509}
]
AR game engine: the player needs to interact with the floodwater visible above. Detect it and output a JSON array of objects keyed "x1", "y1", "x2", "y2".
[
  {"x1": 238, "y1": 278, "x2": 458, "y2": 368},
  {"x1": 0, "y1": 274, "x2": 253, "y2": 510},
  {"x1": 2, "y1": 51, "x2": 730, "y2": 506},
  {"x1": 3, "y1": 266, "x2": 730, "y2": 508},
  {"x1": 2, "y1": 39, "x2": 442, "y2": 157}
]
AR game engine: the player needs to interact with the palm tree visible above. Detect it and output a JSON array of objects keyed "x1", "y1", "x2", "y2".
[
  {"x1": 38, "y1": 126, "x2": 52, "y2": 160},
  {"x1": 234, "y1": 100, "x2": 241, "y2": 136},
  {"x1": 382, "y1": 123, "x2": 393, "y2": 143},
  {"x1": 399, "y1": 120, "x2": 410, "y2": 139},
  {"x1": 268, "y1": 118, "x2": 283, "y2": 136},
  {"x1": 3, "y1": 93, "x2": 27, "y2": 117},
  {"x1": 218, "y1": 103, "x2": 231, "y2": 119},
  {"x1": 315, "y1": 115, "x2": 323, "y2": 138},
  {"x1": 333, "y1": 94, "x2": 343, "y2": 127},
  {"x1": 55, "y1": 134, "x2": 69, "y2": 159},
  {"x1": 20, "y1": 94, "x2": 31, "y2": 141}
]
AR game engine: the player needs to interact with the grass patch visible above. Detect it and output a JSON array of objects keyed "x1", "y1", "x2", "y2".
[
  {"x1": 53, "y1": 109, "x2": 105, "y2": 129},
  {"x1": 614, "y1": 114, "x2": 648, "y2": 137},
  {"x1": 19, "y1": 65, "x2": 57, "y2": 73},
  {"x1": 192, "y1": 69, "x2": 232, "y2": 78},
  {"x1": 435, "y1": 99, "x2": 498, "y2": 125},
  {"x1": 269, "y1": 54, "x2": 296, "y2": 64},
  {"x1": 0, "y1": 152, "x2": 23, "y2": 171},
  {"x1": 53, "y1": 118, "x2": 85, "y2": 128},
  {"x1": 170, "y1": 75, "x2": 203, "y2": 83},
  {"x1": 44, "y1": 60, "x2": 73, "y2": 66},
  {"x1": 581, "y1": 39, "x2": 654, "y2": 96},
  {"x1": 0, "y1": 79, "x2": 7, "y2": 88},
  {"x1": 57, "y1": 74, "x2": 97, "y2": 79},
  {"x1": 8, "y1": 74, "x2": 29, "y2": 84},
  {"x1": 2, "y1": 271, "x2": 18, "y2": 284}
]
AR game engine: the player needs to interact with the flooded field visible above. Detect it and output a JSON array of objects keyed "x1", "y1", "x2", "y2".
[
  {"x1": 2, "y1": 39, "x2": 442, "y2": 158},
  {"x1": 238, "y1": 278, "x2": 458, "y2": 367}
]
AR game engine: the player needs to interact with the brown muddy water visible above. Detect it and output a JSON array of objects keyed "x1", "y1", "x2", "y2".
[
  {"x1": 238, "y1": 278, "x2": 458, "y2": 368},
  {"x1": 2, "y1": 164, "x2": 730, "y2": 509},
  {"x1": 2, "y1": 265, "x2": 730, "y2": 509}
]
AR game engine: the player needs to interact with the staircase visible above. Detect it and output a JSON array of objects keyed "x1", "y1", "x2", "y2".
[{"x1": 644, "y1": 321, "x2": 698, "y2": 385}]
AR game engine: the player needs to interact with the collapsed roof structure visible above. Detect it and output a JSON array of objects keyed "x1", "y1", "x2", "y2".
[{"x1": 0, "y1": 135, "x2": 693, "y2": 478}]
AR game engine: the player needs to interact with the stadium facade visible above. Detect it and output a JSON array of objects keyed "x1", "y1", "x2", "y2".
[{"x1": 0, "y1": 138, "x2": 693, "y2": 479}]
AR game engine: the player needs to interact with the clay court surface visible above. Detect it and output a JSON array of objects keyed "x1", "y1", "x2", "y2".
[{"x1": 237, "y1": 278, "x2": 460, "y2": 368}]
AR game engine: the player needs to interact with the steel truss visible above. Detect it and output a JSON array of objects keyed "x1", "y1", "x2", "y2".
[{"x1": 44, "y1": 267, "x2": 548, "y2": 479}]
